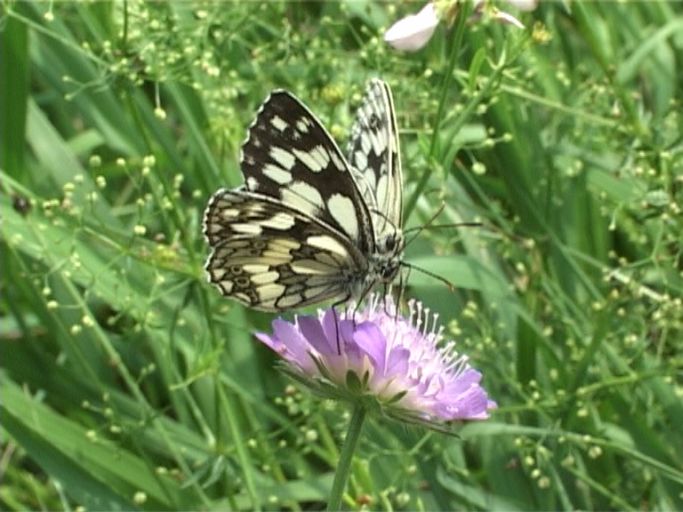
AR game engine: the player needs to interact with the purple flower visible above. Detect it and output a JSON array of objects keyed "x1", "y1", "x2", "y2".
[{"x1": 256, "y1": 296, "x2": 496, "y2": 429}]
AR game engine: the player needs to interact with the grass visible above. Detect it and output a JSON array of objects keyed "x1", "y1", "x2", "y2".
[{"x1": 1, "y1": 1, "x2": 682, "y2": 510}]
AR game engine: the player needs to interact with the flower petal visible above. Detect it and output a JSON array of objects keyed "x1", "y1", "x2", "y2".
[
  {"x1": 453, "y1": 386, "x2": 494, "y2": 419},
  {"x1": 506, "y1": 0, "x2": 538, "y2": 11},
  {"x1": 352, "y1": 321, "x2": 387, "y2": 373},
  {"x1": 492, "y1": 9, "x2": 526, "y2": 29},
  {"x1": 270, "y1": 319, "x2": 312, "y2": 366},
  {"x1": 254, "y1": 332, "x2": 281, "y2": 353},
  {"x1": 384, "y1": 2, "x2": 439, "y2": 52},
  {"x1": 321, "y1": 308, "x2": 340, "y2": 344},
  {"x1": 385, "y1": 347, "x2": 410, "y2": 378},
  {"x1": 439, "y1": 368, "x2": 483, "y2": 397},
  {"x1": 435, "y1": 371, "x2": 494, "y2": 420},
  {"x1": 298, "y1": 315, "x2": 336, "y2": 355}
]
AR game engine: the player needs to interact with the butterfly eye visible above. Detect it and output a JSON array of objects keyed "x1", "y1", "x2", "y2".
[{"x1": 381, "y1": 264, "x2": 399, "y2": 280}]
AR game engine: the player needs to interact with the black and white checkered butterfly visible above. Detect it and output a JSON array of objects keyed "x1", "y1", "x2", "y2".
[{"x1": 203, "y1": 79, "x2": 403, "y2": 311}]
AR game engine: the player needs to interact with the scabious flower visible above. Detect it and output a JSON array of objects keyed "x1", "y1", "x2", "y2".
[
  {"x1": 384, "y1": 0, "x2": 538, "y2": 52},
  {"x1": 256, "y1": 296, "x2": 496, "y2": 430}
]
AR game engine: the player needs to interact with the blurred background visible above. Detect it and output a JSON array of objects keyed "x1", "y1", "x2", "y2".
[{"x1": 1, "y1": 1, "x2": 682, "y2": 509}]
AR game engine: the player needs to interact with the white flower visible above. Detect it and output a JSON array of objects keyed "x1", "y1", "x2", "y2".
[
  {"x1": 472, "y1": 0, "x2": 533, "y2": 29},
  {"x1": 506, "y1": 0, "x2": 539, "y2": 11},
  {"x1": 384, "y1": 3, "x2": 440, "y2": 52},
  {"x1": 384, "y1": 0, "x2": 537, "y2": 52},
  {"x1": 490, "y1": 8, "x2": 526, "y2": 29}
]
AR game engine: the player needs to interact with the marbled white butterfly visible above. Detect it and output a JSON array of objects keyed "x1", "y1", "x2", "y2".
[{"x1": 203, "y1": 79, "x2": 403, "y2": 311}]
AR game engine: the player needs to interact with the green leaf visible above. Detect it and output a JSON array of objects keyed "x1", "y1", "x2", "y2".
[
  {"x1": 0, "y1": 377, "x2": 191, "y2": 509},
  {"x1": 1, "y1": 15, "x2": 29, "y2": 183}
]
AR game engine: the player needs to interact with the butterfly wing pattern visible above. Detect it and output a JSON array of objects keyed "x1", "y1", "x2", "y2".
[
  {"x1": 346, "y1": 79, "x2": 403, "y2": 243},
  {"x1": 203, "y1": 79, "x2": 404, "y2": 311}
]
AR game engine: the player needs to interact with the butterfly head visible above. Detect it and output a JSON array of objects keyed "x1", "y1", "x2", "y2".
[{"x1": 373, "y1": 232, "x2": 404, "y2": 283}]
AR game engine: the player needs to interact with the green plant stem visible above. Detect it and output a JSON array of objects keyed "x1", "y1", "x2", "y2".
[
  {"x1": 326, "y1": 404, "x2": 367, "y2": 511},
  {"x1": 404, "y1": 1, "x2": 471, "y2": 221}
]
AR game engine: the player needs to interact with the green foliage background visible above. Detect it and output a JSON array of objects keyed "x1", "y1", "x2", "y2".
[{"x1": 1, "y1": 1, "x2": 682, "y2": 510}]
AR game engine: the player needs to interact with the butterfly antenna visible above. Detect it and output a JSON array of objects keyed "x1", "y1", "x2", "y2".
[
  {"x1": 401, "y1": 262, "x2": 457, "y2": 292},
  {"x1": 369, "y1": 207, "x2": 399, "y2": 238},
  {"x1": 403, "y1": 222, "x2": 483, "y2": 234},
  {"x1": 403, "y1": 203, "x2": 446, "y2": 249}
]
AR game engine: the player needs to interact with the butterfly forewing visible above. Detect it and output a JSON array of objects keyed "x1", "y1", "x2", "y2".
[
  {"x1": 203, "y1": 188, "x2": 366, "y2": 311},
  {"x1": 346, "y1": 79, "x2": 403, "y2": 239},
  {"x1": 240, "y1": 91, "x2": 374, "y2": 255}
]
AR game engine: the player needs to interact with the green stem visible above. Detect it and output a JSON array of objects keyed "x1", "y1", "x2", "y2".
[
  {"x1": 326, "y1": 404, "x2": 367, "y2": 511},
  {"x1": 404, "y1": 1, "x2": 471, "y2": 221}
]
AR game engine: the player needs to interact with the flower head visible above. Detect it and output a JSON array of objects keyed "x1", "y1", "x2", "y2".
[{"x1": 256, "y1": 296, "x2": 496, "y2": 430}]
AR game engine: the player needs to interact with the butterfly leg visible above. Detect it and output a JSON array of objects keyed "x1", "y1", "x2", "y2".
[
  {"x1": 381, "y1": 282, "x2": 391, "y2": 316},
  {"x1": 340, "y1": 283, "x2": 377, "y2": 354},
  {"x1": 382, "y1": 281, "x2": 401, "y2": 319},
  {"x1": 352, "y1": 281, "x2": 378, "y2": 321},
  {"x1": 396, "y1": 266, "x2": 411, "y2": 320},
  {"x1": 330, "y1": 293, "x2": 352, "y2": 355}
]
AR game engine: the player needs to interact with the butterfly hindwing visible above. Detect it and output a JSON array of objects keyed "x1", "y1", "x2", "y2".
[
  {"x1": 240, "y1": 91, "x2": 374, "y2": 255},
  {"x1": 203, "y1": 188, "x2": 366, "y2": 311},
  {"x1": 346, "y1": 79, "x2": 403, "y2": 239}
]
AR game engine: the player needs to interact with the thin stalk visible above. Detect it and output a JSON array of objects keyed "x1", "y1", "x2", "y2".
[
  {"x1": 326, "y1": 404, "x2": 367, "y2": 511},
  {"x1": 404, "y1": 2, "x2": 471, "y2": 221}
]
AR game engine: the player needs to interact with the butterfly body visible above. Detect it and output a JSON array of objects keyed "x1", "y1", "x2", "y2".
[{"x1": 203, "y1": 79, "x2": 403, "y2": 311}]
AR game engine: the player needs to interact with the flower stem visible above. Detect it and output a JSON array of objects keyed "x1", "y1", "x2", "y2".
[
  {"x1": 404, "y1": 0, "x2": 472, "y2": 221},
  {"x1": 326, "y1": 404, "x2": 367, "y2": 511}
]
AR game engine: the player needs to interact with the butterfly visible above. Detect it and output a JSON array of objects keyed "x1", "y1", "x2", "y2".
[{"x1": 202, "y1": 78, "x2": 403, "y2": 311}]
